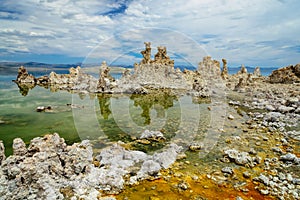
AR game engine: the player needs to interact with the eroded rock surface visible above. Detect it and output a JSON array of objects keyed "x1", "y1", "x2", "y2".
[
  {"x1": 0, "y1": 133, "x2": 182, "y2": 199},
  {"x1": 117, "y1": 42, "x2": 188, "y2": 92},
  {"x1": 15, "y1": 66, "x2": 36, "y2": 83},
  {"x1": 269, "y1": 64, "x2": 300, "y2": 83},
  {"x1": 97, "y1": 61, "x2": 117, "y2": 93}
]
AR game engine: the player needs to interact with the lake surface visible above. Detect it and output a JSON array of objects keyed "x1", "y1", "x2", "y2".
[{"x1": 0, "y1": 66, "x2": 275, "y2": 155}]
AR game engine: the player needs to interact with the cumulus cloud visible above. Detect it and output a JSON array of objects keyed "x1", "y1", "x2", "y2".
[{"x1": 0, "y1": 0, "x2": 299, "y2": 66}]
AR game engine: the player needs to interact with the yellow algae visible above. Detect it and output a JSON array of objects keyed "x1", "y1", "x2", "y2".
[{"x1": 116, "y1": 169, "x2": 275, "y2": 200}]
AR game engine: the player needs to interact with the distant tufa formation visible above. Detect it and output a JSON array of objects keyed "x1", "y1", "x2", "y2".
[
  {"x1": 269, "y1": 63, "x2": 300, "y2": 84},
  {"x1": 14, "y1": 42, "x2": 300, "y2": 96},
  {"x1": 140, "y1": 42, "x2": 174, "y2": 66}
]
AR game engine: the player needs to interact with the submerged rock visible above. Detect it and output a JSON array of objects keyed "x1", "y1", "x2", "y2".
[
  {"x1": 140, "y1": 130, "x2": 165, "y2": 141},
  {"x1": 36, "y1": 106, "x2": 52, "y2": 112}
]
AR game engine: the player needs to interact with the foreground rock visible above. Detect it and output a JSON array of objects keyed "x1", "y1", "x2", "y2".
[
  {"x1": 0, "y1": 133, "x2": 182, "y2": 199},
  {"x1": 223, "y1": 149, "x2": 261, "y2": 168}
]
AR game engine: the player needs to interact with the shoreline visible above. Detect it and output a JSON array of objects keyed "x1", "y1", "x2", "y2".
[
  {"x1": 0, "y1": 43, "x2": 299, "y2": 199},
  {"x1": 1, "y1": 76, "x2": 299, "y2": 199}
]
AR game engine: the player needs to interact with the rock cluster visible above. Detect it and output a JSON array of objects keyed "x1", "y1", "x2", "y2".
[
  {"x1": 253, "y1": 172, "x2": 300, "y2": 199},
  {"x1": 15, "y1": 66, "x2": 36, "y2": 83},
  {"x1": 223, "y1": 149, "x2": 261, "y2": 168},
  {"x1": 117, "y1": 42, "x2": 188, "y2": 92},
  {"x1": 13, "y1": 42, "x2": 300, "y2": 100},
  {"x1": 139, "y1": 130, "x2": 165, "y2": 141},
  {"x1": 97, "y1": 61, "x2": 117, "y2": 93},
  {"x1": 0, "y1": 133, "x2": 96, "y2": 199},
  {"x1": 49, "y1": 66, "x2": 81, "y2": 84},
  {"x1": 224, "y1": 73, "x2": 300, "y2": 199},
  {"x1": 269, "y1": 64, "x2": 300, "y2": 83},
  {"x1": 13, "y1": 42, "x2": 230, "y2": 97},
  {"x1": 0, "y1": 133, "x2": 182, "y2": 199},
  {"x1": 198, "y1": 56, "x2": 221, "y2": 78}
]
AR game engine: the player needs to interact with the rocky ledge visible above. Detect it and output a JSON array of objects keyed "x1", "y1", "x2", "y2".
[{"x1": 0, "y1": 133, "x2": 182, "y2": 199}]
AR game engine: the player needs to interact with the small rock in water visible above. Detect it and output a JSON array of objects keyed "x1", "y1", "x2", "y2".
[
  {"x1": 257, "y1": 174, "x2": 270, "y2": 185},
  {"x1": 224, "y1": 149, "x2": 255, "y2": 167},
  {"x1": 221, "y1": 167, "x2": 234, "y2": 175},
  {"x1": 243, "y1": 171, "x2": 251, "y2": 179},
  {"x1": 140, "y1": 130, "x2": 165, "y2": 141},
  {"x1": 271, "y1": 147, "x2": 283, "y2": 154},
  {"x1": 36, "y1": 106, "x2": 45, "y2": 112},
  {"x1": 228, "y1": 114, "x2": 235, "y2": 120},
  {"x1": 36, "y1": 106, "x2": 52, "y2": 112},
  {"x1": 280, "y1": 153, "x2": 297, "y2": 162},
  {"x1": 265, "y1": 105, "x2": 275, "y2": 111},
  {"x1": 188, "y1": 142, "x2": 202, "y2": 151},
  {"x1": 277, "y1": 105, "x2": 294, "y2": 113},
  {"x1": 249, "y1": 148, "x2": 257, "y2": 155},
  {"x1": 178, "y1": 181, "x2": 189, "y2": 190},
  {"x1": 260, "y1": 189, "x2": 269, "y2": 195}
]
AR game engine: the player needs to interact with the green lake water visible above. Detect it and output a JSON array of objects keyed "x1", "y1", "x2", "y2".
[{"x1": 0, "y1": 74, "x2": 222, "y2": 156}]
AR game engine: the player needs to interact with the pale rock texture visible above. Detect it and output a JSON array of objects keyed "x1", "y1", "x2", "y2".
[
  {"x1": 269, "y1": 64, "x2": 300, "y2": 83},
  {"x1": 15, "y1": 66, "x2": 36, "y2": 83},
  {"x1": 117, "y1": 42, "x2": 189, "y2": 93},
  {"x1": 253, "y1": 66, "x2": 261, "y2": 77},
  {"x1": 97, "y1": 61, "x2": 116, "y2": 93},
  {"x1": 223, "y1": 149, "x2": 260, "y2": 168},
  {"x1": 140, "y1": 130, "x2": 165, "y2": 140},
  {"x1": 0, "y1": 133, "x2": 182, "y2": 199},
  {"x1": 221, "y1": 58, "x2": 229, "y2": 79},
  {"x1": 198, "y1": 56, "x2": 221, "y2": 78},
  {"x1": 12, "y1": 138, "x2": 27, "y2": 156}
]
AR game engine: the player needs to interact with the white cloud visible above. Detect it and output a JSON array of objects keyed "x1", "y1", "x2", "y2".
[{"x1": 0, "y1": 0, "x2": 299, "y2": 66}]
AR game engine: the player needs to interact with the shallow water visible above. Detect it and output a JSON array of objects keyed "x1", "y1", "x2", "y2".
[
  {"x1": 1, "y1": 69, "x2": 296, "y2": 199},
  {"x1": 0, "y1": 76, "x2": 79, "y2": 155},
  {"x1": 0, "y1": 74, "x2": 218, "y2": 156}
]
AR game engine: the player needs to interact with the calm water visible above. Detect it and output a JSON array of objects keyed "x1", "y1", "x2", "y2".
[{"x1": 0, "y1": 67, "x2": 275, "y2": 155}]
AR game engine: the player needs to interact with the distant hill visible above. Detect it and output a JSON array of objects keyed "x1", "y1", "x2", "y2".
[
  {"x1": 0, "y1": 62, "x2": 278, "y2": 76},
  {"x1": 0, "y1": 62, "x2": 82, "y2": 76},
  {"x1": 0, "y1": 62, "x2": 80, "y2": 69}
]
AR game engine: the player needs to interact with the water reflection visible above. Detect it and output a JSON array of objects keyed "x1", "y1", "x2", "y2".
[
  {"x1": 97, "y1": 94, "x2": 112, "y2": 120},
  {"x1": 16, "y1": 83, "x2": 35, "y2": 96},
  {"x1": 14, "y1": 82, "x2": 213, "y2": 153},
  {"x1": 129, "y1": 92, "x2": 177, "y2": 125}
]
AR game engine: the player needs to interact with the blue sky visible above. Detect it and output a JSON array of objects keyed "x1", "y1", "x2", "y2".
[{"x1": 0, "y1": 0, "x2": 300, "y2": 67}]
